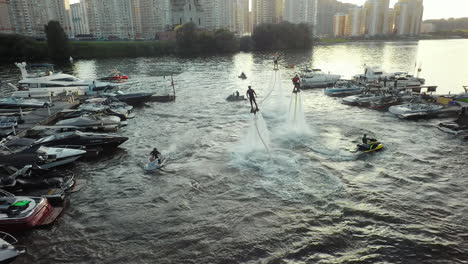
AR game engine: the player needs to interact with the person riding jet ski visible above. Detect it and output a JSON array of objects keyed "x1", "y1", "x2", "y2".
[
  {"x1": 150, "y1": 148, "x2": 161, "y2": 164},
  {"x1": 357, "y1": 134, "x2": 383, "y2": 152}
]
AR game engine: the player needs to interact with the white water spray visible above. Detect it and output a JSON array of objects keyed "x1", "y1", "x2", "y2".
[{"x1": 286, "y1": 91, "x2": 311, "y2": 134}]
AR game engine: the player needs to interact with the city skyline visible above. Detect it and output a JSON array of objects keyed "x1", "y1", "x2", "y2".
[{"x1": 69, "y1": 0, "x2": 465, "y2": 21}]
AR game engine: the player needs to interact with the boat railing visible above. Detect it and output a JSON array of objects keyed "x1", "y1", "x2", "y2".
[{"x1": 0, "y1": 231, "x2": 19, "y2": 244}]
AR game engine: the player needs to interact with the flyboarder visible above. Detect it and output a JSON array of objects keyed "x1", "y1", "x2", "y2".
[{"x1": 246, "y1": 86, "x2": 259, "y2": 113}]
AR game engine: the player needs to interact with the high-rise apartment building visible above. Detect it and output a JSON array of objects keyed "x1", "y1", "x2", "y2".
[
  {"x1": 394, "y1": 0, "x2": 423, "y2": 35},
  {"x1": 8, "y1": 0, "x2": 72, "y2": 37},
  {"x1": 364, "y1": 0, "x2": 389, "y2": 35},
  {"x1": 70, "y1": 2, "x2": 89, "y2": 36},
  {"x1": 232, "y1": 0, "x2": 250, "y2": 35},
  {"x1": 333, "y1": 13, "x2": 346, "y2": 36},
  {"x1": 252, "y1": 0, "x2": 282, "y2": 27},
  {"x1": 0, "y1": 0, "x2": 13, "y2": 33},
  {"x1": 136, "y1": 0, "x2": 171, "y2": 39},
  {"x1": 85, "y1": 0, "x2": 135, "y2": 39},
  {"x1": 344, "y1": 7, "x2": 366, "y2": 36},
  {"x1": 316, "y1": 0, "x2": 355, "y2": 36},
  {"x1": 283, "y1": 0, "x2": 317, "y2": 26}
]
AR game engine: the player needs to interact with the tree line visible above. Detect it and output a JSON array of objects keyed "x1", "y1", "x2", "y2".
[{"x1": 0, "y1": 21, "x2": 314, "y2": 63}]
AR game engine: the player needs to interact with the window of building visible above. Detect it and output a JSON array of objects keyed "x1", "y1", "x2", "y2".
[{"x1": 199, "y1": 18, "x2": 201, "y2": 26}]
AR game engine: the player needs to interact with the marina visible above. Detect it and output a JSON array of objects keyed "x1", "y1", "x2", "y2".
[{"x1": 0, "y1": 39, "x2": 467, "y2": 263}]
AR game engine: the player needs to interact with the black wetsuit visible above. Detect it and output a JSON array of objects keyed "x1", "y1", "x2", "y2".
[
  {"x1": 246, "y1": 88, "x2": 258, "y2": 110},
  {"x1": 362, "y1": 135, "x2": 368, "y2": 144},
  {"x1": 150, "y1": 149, "x2": 161, "y2": 163}
]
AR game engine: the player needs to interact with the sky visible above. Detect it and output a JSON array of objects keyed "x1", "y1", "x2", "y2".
[{"x1": 69, "y1": 0, "x2": 468, "y2": 21}]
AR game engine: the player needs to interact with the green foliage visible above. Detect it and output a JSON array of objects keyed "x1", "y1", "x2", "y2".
[
  {"x1": 70, "y1": 41, "x2": 175, "y2": 59},
  {"x1": 175, "y1": 22, "x2": 199, "y2": 55},
  {"x1": 252, "y1": 22, "x2": 313, "y2": 51},
  {"x1": 240, "y1": 36, "x2": 254, "y2": 51},
  {"x1": 175, "y1": 23, "x2": 239, "y2": 55},
  {"x1": 0, "y1": 33, "x2": 47, "y2": 62},
  {"x1": 44, "y1": 20, "x2": 70, "y2": 62}
]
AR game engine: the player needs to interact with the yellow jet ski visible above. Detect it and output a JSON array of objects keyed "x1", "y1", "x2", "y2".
[{"x1": 355, "y1": 140, "x2": 384, "y2": 153}]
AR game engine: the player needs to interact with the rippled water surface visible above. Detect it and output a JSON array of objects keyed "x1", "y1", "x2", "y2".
[{"x1": 1, "y1": 40, "x2": 468, "y2": 264}]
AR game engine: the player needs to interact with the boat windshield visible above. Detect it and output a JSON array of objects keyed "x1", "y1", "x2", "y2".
[
  {"x1": 50, "y1": 77, "x2": 80, "y2": 82},
  {"x1": 35, "y1": 132, "x2": 77, "y2": 143}
]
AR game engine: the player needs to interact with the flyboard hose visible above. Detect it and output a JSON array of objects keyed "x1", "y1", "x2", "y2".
[
  {"x1": 260, "y1": 70, "x2": 279, "y2": 104},
  {"x1": 253, "y1": 114, "x2": 272, "y2": 158}
]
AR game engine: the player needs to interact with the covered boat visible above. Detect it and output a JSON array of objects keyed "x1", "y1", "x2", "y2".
[
  {"x1": 100, "y1": 91, "x2": 154, "y2": 106},
  {"x1": 0, "y1": 97, "x2": 51, "y2": 109},
  {"x1": 55, "y1": 115, "x2": 123, "y2": 132},
  {"x1": 389, "y1": 100, "x2": 446, "y2": 119},
  {"x1": 342, "y1": 87, "x2": 393, "y2": 106},
  {"x1": 33, "y1": 131, "x2": 128, "y2": 152}
]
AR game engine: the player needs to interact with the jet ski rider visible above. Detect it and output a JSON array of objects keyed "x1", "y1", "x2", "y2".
[{"x1": 150, "y1": 148, "x2": 161, "y2": 164}]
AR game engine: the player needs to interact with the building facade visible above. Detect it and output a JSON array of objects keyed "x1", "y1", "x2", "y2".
[
  {"x1": 316, "y1": 0, "x2": 356, "y2": 36},
  {"x1": 252, "y1": 0, "x2": 283, "y2": 27},
  {"x1": 344, "y1": 7, "x2": 366, "y2": 36},
  {"x1": 70, "y1": 2, "x2": 89, "y2": 36},
  {"x1": 364, "y1": 0, "x2": 389, "y2": 36},
  {"x1": 333, "y1": 13, "x2": 346, "y2": 36},
  {"x1": 283, "y1": 0, "x2": 317, "y2": 27},
  {"x1": 394, "y1": 0, "x2": 423, "y2": 35},
  {"x1": 0, "y1": 0, "x2": 13, "y2": 33}
]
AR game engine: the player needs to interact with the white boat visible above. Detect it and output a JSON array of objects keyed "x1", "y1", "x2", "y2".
[
  {"x1": 389, "y1": 102, "x2": 445, "y2": 119},
  {"x1": 0, "y1": 231, "x2": 25, "y2": 262},
  {"x1": 11, "y1": 62, "x2": 111, "y2": 98},
  {"x1": 354, "y1": 66, "x2": 425, "y2": 87},
  {"x1": 300, "y1": 68, "x2": 341, "y2": 88},
  {"x1": 36, "y1": 146, "x2": 86, "y2": 169}
]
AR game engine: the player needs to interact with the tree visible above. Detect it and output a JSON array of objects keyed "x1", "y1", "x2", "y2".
[
  {"x1": 175, "y1": 22, "x2": 199, "y2": 55},
  {"x1": 44, "y1": 20, "x2": 70, "y2": 62}
]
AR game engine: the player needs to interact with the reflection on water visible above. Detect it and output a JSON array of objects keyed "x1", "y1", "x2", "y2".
[{"x1": 1, "y1": 39, "x2": 467, "y2": 264}]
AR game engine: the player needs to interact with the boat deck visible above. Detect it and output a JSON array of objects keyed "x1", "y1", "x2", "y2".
[{"x1": 11, "y1": 100, "x2": 79, "y2": 137}]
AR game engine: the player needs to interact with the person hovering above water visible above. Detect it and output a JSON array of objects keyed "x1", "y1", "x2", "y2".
[
  {"x1": 246, "y1": 86, "x2": 258, "y2": 113},
  {"x1": 292, "y1": 74, "x2": 301, "y2": 93},
  {"x1": 273, "y1": 52, "x2": 279, "y2": 70}
]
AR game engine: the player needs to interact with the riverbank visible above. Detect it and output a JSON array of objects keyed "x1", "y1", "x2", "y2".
[{"x1": 315, "y1": 36, "x2": 468, "y2": 45}]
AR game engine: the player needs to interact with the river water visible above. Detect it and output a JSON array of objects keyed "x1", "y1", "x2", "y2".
[{"x1": 1, "y1": 39, "x2": 468, "y2": 263}]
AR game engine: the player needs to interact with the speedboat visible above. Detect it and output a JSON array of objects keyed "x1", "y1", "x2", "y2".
[
  {"x1": 0, "y1": 145, "x2": 86, "y2": 169},
  {"x1": 0, "y1": 165, "x2": 75, "y2": 193},
  {"x1": 226, "y1": 93, "x2": 247, "y2": 101},
  {"x1": 12, "y1": 62, "x2": 112, "y2": 98},
  {"x1": 144, "y1": 156, "x2": 168, "y2": 172},
  {"x1": 454, "y1": 86, "x2": 468, "y2": 103},
  {"x1": 0, "y1": 189, "x2": 65, "y2": 233},
  {"x1": 0, "y1": 231, "x2": 25, "y2": 263},
  {"x1": 342, "y1": 87, "x2": 393, "y2": 106},
  {"x1": 300, "y1": 68, "x2": 341, "y2": 88},
  {"x1": 438, "y1": 107, "x2": 468, "y2": 134},
  {"x1": 33, "y1": 131, "x2": 128, "y2": 152},
  {"x1": 0, "y1": 97, "x2": 51, "y2": 109},
  {"x1": 74, "y1": 98, "x2": 134, "y2": 120},
  {"x1": 100, "y1": 91, "x2": 154, "y2": 106},
  {"x1": 97, "y1": 70, "x2": 128, "y2": 82},
  {"x1": 325, "y1": 81, "x2": 363, "y2": 97},
  {"x1": 389, "y1": 100, "x2": 446, "y2": 119},
  {"x1": 55, "y1": 115, "x2": 123, "y2": 132}
]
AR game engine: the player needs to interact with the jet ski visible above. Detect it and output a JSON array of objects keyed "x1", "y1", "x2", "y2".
[
  {"x1": 354, "y1": 140, "x2": 384, "y2": 153},
  {"x1": 238, "y1": 73, "x2": 247, "y2": 80},
  {"x1": 144, "y1": 156, "x2": 168, "y2": 172},
  {"x1": 226, "y1": 94, "x2": 247, "y2": 101}
]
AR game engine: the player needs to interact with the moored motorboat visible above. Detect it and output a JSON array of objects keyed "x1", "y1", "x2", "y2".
[
  {"x1": 33, "y1": 131, "x2": 128, "y2": 152},
  {"x1": 388, "y1": 99, "x2": 457, "y2": 119},
  {"x1": 342, "y1": 87, "x2": 393, "y2": 106},
  {"x1": 438, "y1": 107, "x2": 468, "y2": 134},
  {"x1": 0, "y1": 97, "x2": 51, "y2": 109},
  {"x1": 0, "y1": 231, "x2": 25, "y2": 263},
  {"x1": 325, "y1": 81, "x2": 363, "y2": 97},
  {"x1": 55, "y1": 115, "x2": 123, "y2": 132},
  {"x1": 0, "y1": 189, "x2": 64, "y2": 233},
  {"x1": 100, "y1": 91, "x2": 154, "y2": 106},
  {"x1": 226, "y1": 93, "x2": 247, "y2": 101},
  {"x1": 300, "y1": 68, "x2": 341, "y2": 88},
  {"x1": 12, "y1": 62, "x2": 112, "y2": 98},
  {"x1": 97, "y1": 70, "x2": 128, "y2": 82}
]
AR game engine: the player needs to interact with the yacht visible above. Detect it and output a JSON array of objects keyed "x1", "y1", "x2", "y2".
[
  {"x1": 354, "y1": 66, "x2": 425, "y2": 87},
  {"x1": 11, "y1": 62, "x2": 111, "y2": 98},
  {"x1": 389, "y1": 99, "x2": 446, "y2": 119},
  {"x1": 300, "y1": 68, "x2": 341, "y2": 88}
]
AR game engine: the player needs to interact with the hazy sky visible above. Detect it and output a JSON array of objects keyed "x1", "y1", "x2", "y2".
[{"x1": 69, "y1": 0, "x2": 467, "y2": 20}]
